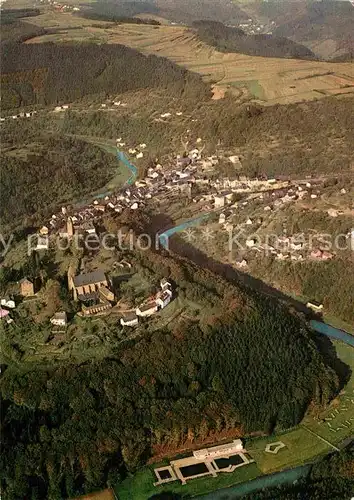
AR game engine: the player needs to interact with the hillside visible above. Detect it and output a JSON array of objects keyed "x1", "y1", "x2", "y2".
[
  {"x1": 193, "y1": 20, "x2": 316, "y2": 60},
  {"x1": 0, "y1": 135, "x2": 118, "y2": 231},
  {"x1": 80, "y1": 0, "x2": 249, "y2": 25},
  {"x1": 0, "y1": 42, "x2": 209, "y2": 110},
  {"x1": 255, "y1": 0, "x2": 354, "y2": 61},
  {"x1": 0, "y1": 245, "x2": 343, "y2": 499}
]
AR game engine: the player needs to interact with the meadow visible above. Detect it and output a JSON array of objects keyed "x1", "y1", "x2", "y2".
[{"x1": 26, "y1": 15, "x2": 354, "y2": 105}]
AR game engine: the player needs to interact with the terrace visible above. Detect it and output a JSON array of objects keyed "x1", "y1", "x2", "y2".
[{"x1": 154, "y1": 439, "x2": 255, "y2": 486}]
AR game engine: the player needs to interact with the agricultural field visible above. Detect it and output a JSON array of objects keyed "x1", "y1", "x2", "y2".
[{"x1": 25, "y1": 16, "x2": 354, "y2": 104}]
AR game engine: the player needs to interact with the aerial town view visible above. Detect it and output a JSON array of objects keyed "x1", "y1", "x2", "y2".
[{"x1": 1, "y1": 0, "x2": 353, "y2": 499}]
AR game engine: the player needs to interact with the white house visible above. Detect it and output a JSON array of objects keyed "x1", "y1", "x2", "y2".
[
  {"x1": 120, "y1": 312, "x2": 139, "y2": 327},
  {"x1": 1, "y1": 299, "x2": 15, "y2": 309},
  {"x1": 36, "y1": 235, "x2": 49, "y2": 251},
  {"x1": 136, "y1": 303, "x2": 158, "y2": 317},
  {"x1": 219, "y1": 213, "x2": 226, "y2": 224},
  {"x1": 160, "y1": 278, "x2": 172, "y2": 291},
  {"x1": 50, "y1": 312, "x2": 67, "y2": 327},
  {"x1": 136, "y1": 152, "x2": 144, "y2": 159},
  {"x1": 193, "y1": 440, "x2": 244, "y2": 460},
  {"x1": 214, "y1": 195, "x2": 225, "y2": 208},
  {"x1": 307, "y1": 301, "x2": 323, "y2": 313},
  {"x1": 156, "y1": 290, "x2": 172, "y2": 309},
  {"x1": 246, "y1": 239, "x2": 256, "y2": 248}
]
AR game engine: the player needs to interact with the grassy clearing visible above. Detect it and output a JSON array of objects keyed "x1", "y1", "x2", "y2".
[
  {"x1": 231, "y1": 80, "x2": 265, "y2": 100},
  {"x1": 246, "y1": 427, "x2": 331, "y2": 474},
  {"x1": 117, "y1": 461, "x2": 261, "y2": 500},
  {"x1": 302, "y1": 340, "x2": 354, "y2": 444}
]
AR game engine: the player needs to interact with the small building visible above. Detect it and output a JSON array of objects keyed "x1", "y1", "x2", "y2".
[
  {"x1": 120, "y1": 312, "x2": 139, "y2": 327},
  {"x1": 321, "y1": 251, "x2": 334, "y2": 261},
  {"x1": 160, "y1": 278, "x2": 172, "y2": 291},
  {"x1": 1, "y1": 298, "x2": 15, "y2": 309},
  {"x1": 20, "y1": 278, "x2": 35, "y2": 297},
  {"x1": 39, "y1": 226, "x2": 49, "y2": 235},
  {"x1": 136, "y1": 303, "x2": 158, "y2": 317},
  {"x1": 80, "y1": 220, "x2": 95, "y2": 235},
  {"x1": 156, "y1": 289, "x2": 172, "y2": 309},
  {"x1": 246, "y1": 239, "x2": 256, "y2": 248},
  {"x1": 36, "y1": 235, "x2": 48, "y2": 251},
  {"x1": 214, "y1": 195, "x2": 225, "y2": 208},
  {"x1": 307, "y1": 301, "x2": 323, "y2": 313},
  {"x1": 0, "y1": 308, "x2": 10, "y2": 319},
  {"x1": 235, "y1": 258, "x2": 248, "y2": 269},
  {"x1": 50, "y1": 312, "x2": 67, "y2": 327}
]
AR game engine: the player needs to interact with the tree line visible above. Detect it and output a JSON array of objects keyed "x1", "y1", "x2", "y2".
[{"x1": 192, "y1": 21, "x2": 316, "y2": 60}]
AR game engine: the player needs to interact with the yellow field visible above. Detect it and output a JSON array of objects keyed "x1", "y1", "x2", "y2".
[{"x1": 26, "y1": 14, "x2": 354, "y2": 104}]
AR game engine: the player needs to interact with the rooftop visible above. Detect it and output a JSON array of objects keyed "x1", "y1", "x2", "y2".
[
  {"x1": 73, "y1": 270, "x2": 106, "y2": 288},
  {"x1": 138, "y1": 303, "x2": 157, "y2": 313},
  {"x1": 121, "y1": 311, "x2": 138, "y2": 322}
]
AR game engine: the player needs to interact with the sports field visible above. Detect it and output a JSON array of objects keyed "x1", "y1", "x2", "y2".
[{"x1": 26, "y1": 15, "x2": 354, "y2": 104}]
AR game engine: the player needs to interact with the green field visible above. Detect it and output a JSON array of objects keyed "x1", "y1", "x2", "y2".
[
  {"x1": 117, "y1": 461, "x2": 261, "y2": 500},
  {"x1": 246, "y1": 427, "x2": 331, "y2": 474},
  {"x1": 231, "y1": 80, "x2": 266, "y2": 100},
  {"x1": 302, "y1": 341, "x2": 354, "y2": 443}
]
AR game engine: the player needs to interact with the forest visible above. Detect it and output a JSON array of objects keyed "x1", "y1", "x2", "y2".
[
  {"x1": 0, "y1": 43, "x2": 209, "y2": 110},
  {"x1": 192, "y1": 21, "x2": 316, "y2": 60},
  {"x1": 76, "y1": 10, "x2": 161, "y2": 25},
  {"x1": 0, "y1": 136, "x2": 117, "y2": 231},
  {"x1": 0, "y1": 242, "x2": 348, "y2": 499}
]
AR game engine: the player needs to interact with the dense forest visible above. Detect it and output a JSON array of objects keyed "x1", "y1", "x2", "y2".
[
  {"x1": 76, "y1": 10, "x2": 161, "y2": 25},
  {"x1": 243, "y1": 443, "x2": 354, "y2": 499},
  {"x1": 0, "y1": 136, "x2": 117, "y2": 231},
  {"x1": 192, "y1": 21, "x2": 316, "y2": 60},
  {"x1": 250, "y1": 250, "x2": 354, "y2": 325},
  {"x1": 0, "y1": 246, "x2": 346, "y2": 499},
  {"x1": 0, "y1": 8, "x2": 40, "y2": 25},
  {"x1": 0, "y1": 43, "x2": 209, "y2": 110}
]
